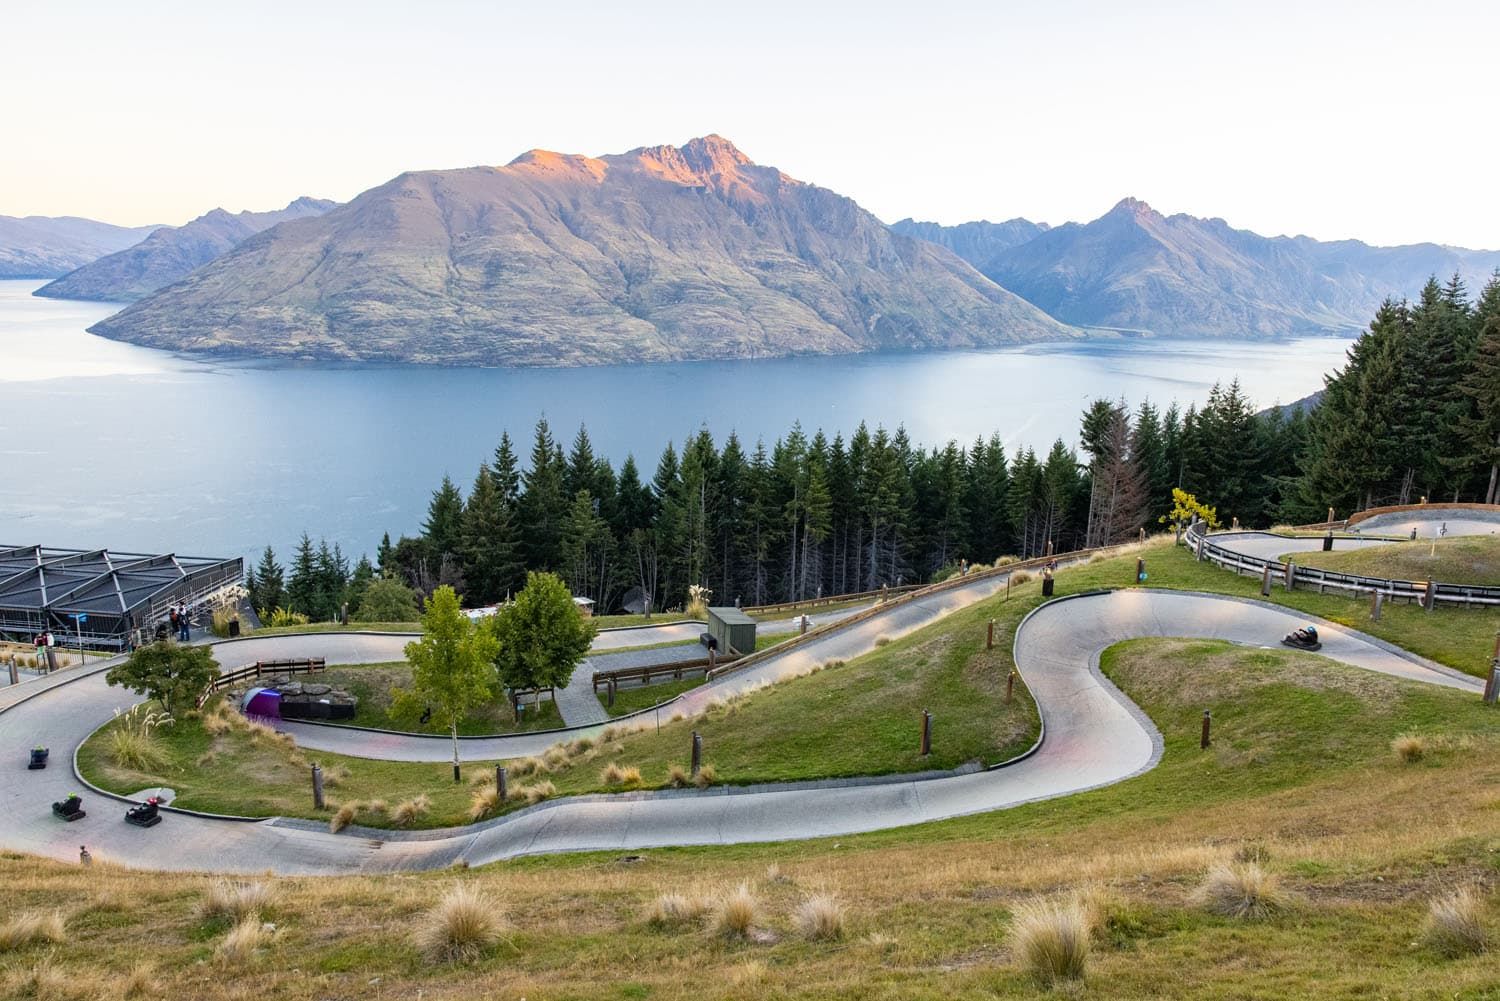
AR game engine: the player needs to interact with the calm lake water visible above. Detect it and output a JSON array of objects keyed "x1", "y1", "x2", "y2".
[{"x1": 0, "y1": 279, "x2": 1354, "y2": 562}]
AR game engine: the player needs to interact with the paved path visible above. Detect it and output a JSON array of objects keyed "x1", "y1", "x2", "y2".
[{"x1": 0, "y1": 578, "x2": 1478, "y2": 873}]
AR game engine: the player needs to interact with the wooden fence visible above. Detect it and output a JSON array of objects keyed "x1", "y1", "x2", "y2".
[
  {"x1": 196, "y1": 657, "x2": 326, "y2": 709},
  {"x1": 742, "y1": 584, "x2": 922, "y2": 617}
]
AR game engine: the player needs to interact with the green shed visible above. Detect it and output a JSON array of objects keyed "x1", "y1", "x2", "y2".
[{"x1": 707, "y1": 606, "x2": 757, "y2": 655}]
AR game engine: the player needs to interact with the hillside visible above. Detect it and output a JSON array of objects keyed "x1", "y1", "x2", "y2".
[
  {"x1": 0, "y1": 214, "x2": 160, "y2": 279},
  {"x1": 90, "y1": 136, "x2": 1077, "y2": 366},
  {"x1": 35, "y1": 196, "x2": 336, "y2": 302},
  {"x1": 888, "y1": 216, "x2": 1048, "y2": 273},
  {"x1": 918, "y1": 197, "x2": 1500, "y2": 338}
]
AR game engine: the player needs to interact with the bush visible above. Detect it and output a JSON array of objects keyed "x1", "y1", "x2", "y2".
[
  {"x1": 198, "y1": 881, "x2": 275, "y2": 923},
  {"x1": 713, "y1": 883, "x2": 758, "y2": 939},
  {"x1": 694, "y1": 764, "x2": 718, "y2": 789},
  {"x1": 1010, "y1": 570, "x2": 1033, "y2": 585},
  {"x1": 418, "y1": 884, "x2": 503, "y2": 963},
  {"x1": 105, "y1": 643, "x2": 218, "y2": 716},
  {"x1": 793, "y1": 894, "x2": 846, "y2": 941},
  {"x1": 1009, "y1": 898, "x2": 1089, "y2": 985},
  {"x1": 666, "y1": 764, "x2": 690, "y2": 788},
  {"x1": 1194, "y1": 862, "x2": 1287, "y2": 920},
  {"x1": 1392, "y1": 734, "x2": 1426, "y2": 763},
  {"x1": 354, "y1": 577, "x2": 422, "y2": 623},
  {"x1": 1424, "y1": 887, "x2": 1490, "y2": 957},
  {"x1": 468, "y1": 787, "x2": 501, "y2": 821},
  {"x1": 329, "y1": 801, "x2": 360, "y2": 833},
  {"x1": 392, "y1": 794, "x2": 432, "y2": 828},
  {"x1": 210, "y1": 602, "x2": 243, "y2": 639},
  {"x1": 0, "y1": 911, "x2": 65, "y2": 952},
  {"x1": 263, "y1": 607, "x2": 310, "y2": 628},
  {"x1": 104, "y1": 705, "x2": 174, "y2": 771},
  {"x1": 601, "y1": 762, "x2": 642, "y2": 787}
]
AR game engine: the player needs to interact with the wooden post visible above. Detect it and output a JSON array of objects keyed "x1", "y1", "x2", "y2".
[
  {"x1": 1139, "y1": 527, "x2": 1146, "y2": 543},
  {"x1": 453, "y1": 760, "x2": 460, "y2": 784},
  {"x1": 1200, "y1": 710, "x2": 1212, "y2": 749},
  {"x1": 1284, "y1": 561, "x2": 1296, "y2": 591},
  {"x1": 1423, "y1": 580, "x2": 1437, "y2": 612},
  {"x1": 607, "y1": 677, "x2": 616, "y2": 707},
  {"x1": 690, "y1": 731, "x2": 702, "y2": 777},
  {"x1": 986, "y1": 619, "x2": 994, "y2": 651},
  {"x1": 1232, "y1": 516, "x2": 1239, "y2": 531},
  {"x1": 1045, "y1": 540, "x2": 1054, "y2": 558},
  {"x1": 1135, "y1": 557, "x2": 1146, "y2": 584},
  {"x1": 708, "y1": 647, "x2": 717, "y2": 672},
  {"x1": 1260, "y1": 565, "x2": 1272, "y2": 597},
  {"x1": 920, "y1": 710, "x2": 932, "y2": 756},
  {"x1": 311, "y1": 763, "x2": 325, "y2": 810},
  {"x1": 1486, "y1": 634, "x2": 1500, "y2": 705},
  {"x1": 1006, "y1": 670, "x2": 1016, "y2": 704},
  {"x1": 800, "y1": 615, "x2": 809, "y2": 636},
  {"x1": 496, "y1": 765, "x2": 508, "y2": 802},
  {"x1": 1371, "y1": 590, "x2": 1384, "y2": 621},
  {"x1": 1327, "y1": 506, "x2": 1335, "y2": 526},
  {"x1": 1006, "y1": 575, "x2": 1012, "y2": 601}
]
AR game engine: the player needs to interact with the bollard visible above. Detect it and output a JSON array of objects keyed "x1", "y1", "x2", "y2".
[
  {"x1": 690, "y1": 731, "x2": 702, "y2": 777},
  {"x1": 1323, "y1": 530, "x2": 1334, "y2": 552},
  {"x1": 1195, "y1": 536, "x2": 1206, "y2": 561},
  {"x1": 1488, "y1": 635, "x2": 1500, "y2": 705},
  {"x1": 607, "y1": 678, "x2": 616, "y2": 708},
  {"x1": 920, "y1": 710, "x2": 932, "y2": 756},
  {"x1": 453, "y1": 760, "x2": 461, "y2": 783},
  {"x1": 800, "y1": 615, "x2": 809, "y2": 636},
  {"x1": 496, "y1": 765, "x2": 508, "y2": 802},
  {"x1": 1200, "y1": 710, "x2": 1212, "y2": 749},
  {"x1": 987, "y1": 619, "x2": 994, "y2": 651},
  {"x1": 1423, "y1": 580, "x2": 1437, "y2": 612},
  {"x1": 1284, "y1": 561, "x2": 1296, "y2": 591},
  {"x1": 1139, "y1": 527, "x2": 1146, "y2": 543},
  {"x1": 1232, "y1": 516, "x2": 1239, "y2": 531},
  {"x1": 311, "y1": 763, "x2": 325, "y2": 810},
  {"x1": 708, "y1": 646, "x2": 717, "y2": 672},
  {"x1": 8, "y1": 657, "x2": 17, "y2": 686},
  {"x1": 1135, "y1": 557, "x2": 1147, "y2": 584},
  {"x1": 1045, "y1": 540, "x2": 1054, "y2": 558},
  {"x1": 1260, "y1": 565, "x2": 1272, "y2": 597},
  {"x1": 1006, "y1": 670, "x2": 1016, "y2": 704},
  {"x1": 1371, "y1": 590, "x2": 1384, "y2": 621}
]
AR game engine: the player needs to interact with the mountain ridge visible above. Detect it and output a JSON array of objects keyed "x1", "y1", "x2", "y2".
[
  {"x1": 0, "y1": 215, "x2": 162, "y2": 279},
  {"x1": 88, "y1": 136, "x2": 1079, "y2": 366}
]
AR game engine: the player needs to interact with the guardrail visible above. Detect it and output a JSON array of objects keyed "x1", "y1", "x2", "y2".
[
  {"x1": 196, "y1": 657, "x2": 326, "y2": 709},
  {"x1": 1185, "y1": 522, "x2": 1500, "y2": 608},
  {"x1": 592, "y1": 657, "x2": 715, "y2": 692},
  {"x1": 742, "y1": 584, "x2": 922, "y2": 616}
]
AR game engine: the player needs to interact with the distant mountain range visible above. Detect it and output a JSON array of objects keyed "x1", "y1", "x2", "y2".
[
  {"x1": 0, "y1": 215, "x2": 160, "y2": 279},
  {"x1": 35, "y1": 197, "x2": 336, "y2": 302},
  {"x1": 87, "y1": 136, "x2": 1075, "y2": 365},
  {"x1": 905, "y1": 198, "x2": 1500, "y2": 338}
]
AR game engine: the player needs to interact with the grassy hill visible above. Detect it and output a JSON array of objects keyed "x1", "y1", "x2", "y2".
[{"x1": 1284, "y1": 535, "x2": 1500, "y2": 586}]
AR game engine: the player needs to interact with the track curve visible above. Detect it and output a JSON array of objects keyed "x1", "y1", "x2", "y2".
[{"x1": 0, "y1": 585, "x2": 1476, "y2": 874}]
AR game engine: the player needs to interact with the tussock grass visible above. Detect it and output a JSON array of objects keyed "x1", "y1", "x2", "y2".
[
  {"x1": 122, "y1": 962, "x2": 154, "y2": 997},
  {"x1": 519, "y1": 780, "x2": 556, "y2": 804},
  {"x1": 694, "y1": 764, "x2": 718, "y2": 788},
  {"x1": 418, "y1": 884, "x2": 503, "y2": 963},
  {"x1": 214, "y1": 915, "x2": 270, "y2": 964},
  {"x1": 508, "y1": 756, "x2": 548, "y2": 778},
  {"x1": 646, "y1": 892, "x2": 710, "y2": 928},
  {"x1": 600, "y1": 762, "x2": 643, "y2": 787},
  {"x1": 1009, "y1": 897, "x2": 1090, "y2": 985},
  {"x1": 542, "y1": 745, "x2": 570, "y2": 769},
  {"x1": 105, "y1": 705, "x2": 175, "y2": 771},
  {"x1": 1194, "y1": 862, "x2": 1287, "y2": 920},
  {"x1": 713, "y1": 883, "x2": 758, "y2": 939},
  {"x1": 198, "y1": 880, "x2": 275, "y2": 923},
  {"x1": 468, "y1": 786, "x2": 501, "y2": 821},
  {"x1": 1392, "y1": 734, "x2": 1426, "y2": 762},
  {"x1": 873, "y1": 635, "x2": 892, "y2": 647},
  {"x1": 329, "y1": 801, "x2": 359, "y2": 833},
  {"x1": 320, "y1": 763, "x2": 351, "y2": 788},
  {"x1": 1010, "y1": 570, "x2": 1034, "y2": 585},
  {"x1": 391, "y1": 794, "x2": 431, "y2": 828},
  {"x1": 1424, "y1": 887, "x2": 1490, "y2": 957},
  {"x1": 793, "y1": 894, "x2": 845, "y2": 941},
  {"x1": 666, "y1": 764, "x2": 690, "y2": 788},
  {"x1": 0, "y1": 911, "x2": 65, "y2": 951}
]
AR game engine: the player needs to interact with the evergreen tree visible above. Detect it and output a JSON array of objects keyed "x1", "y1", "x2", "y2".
[
  {"x1": 286, "y1": 533, "x2": 319, "y2": 617},
  {"x1": 492, "y1": 431, "x2": 521, "y2": 507},
  {"x1": 461, "y1": 464, "x2": 522, "y2": 603},
  {"x1": 249, "y1": 546, "x2": 284, "y2": 616},
  {"x1": 1459, "y1": 311, "x2": 1500, "y2": 504},
  {"x1": 517, "y1": 417, "x2": 566, "y2": 571},
  {"x1": 422, "y1": 475, "x2": 466, "y2": 564}
]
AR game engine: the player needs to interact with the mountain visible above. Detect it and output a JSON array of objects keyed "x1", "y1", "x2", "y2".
[
  {"x1": 918, "y1": 198, "x2": 1500, "y2": 338},
  {"x1": 36, "y1": 197, "x2": 337, "y2": 302},
  {"x1": 0, "y1": 215, "x2": 161, "y2": 279},
  {"x1": 88, "y1": 136, "x2": 1077, "y2": 366},
  {"x1": 888, "y1": 217, "x2": 1048, "y2": 274}
]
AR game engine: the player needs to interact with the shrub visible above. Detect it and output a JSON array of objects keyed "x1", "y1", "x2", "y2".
[
  {"x1": 418, "y1": 884, "x2": 503, "y2": 963},
  {"x1": 1194, "y1": 862, "x2": 1287, "y2": 920},
  {"x1": 392, "y1": 794, "x2": 432, "y2": 828},
  {"x1": 1009, "y1": 898, "x2": 1090, "y2": 985},
  {"x1": 1392, "y1": 734, "x2": 1426, "y2": 763},
  {"x1": 354, "y1": 577, "x2": 422, "y2": 623},
  {"x1": 123, "y1": 961, "x2": 154, "y2": 997},
  {"x1": 601, "y1": 762, "x2": 643, "y2": 787},
  {"x1": 104, "y1": 704, "x2": 175, "y2": 772},
  {"x1": 509, "y1": 756, "x2": 547, "y2": 778},
  {"x1": 570, "y1": 737, "x2": 595, "y2": 755},
  {"x1": 522, "y1": 780, "x2": 556, "y2": 804},
  {"x1": 329, "y1": 801, "x2": 360, "y2": 833},
  {"x1": 0, "y1": 911, "x2": 65, "y2": 951},
  {"x1": 209, "y1": 603, "x2": 243, "y2": 639},
  {"x1": 215, "y1": 915, "x2": 270, "y2": 964},
  {"x1": 263, "y1": 607, "x2": 310, "y2": 628},
  {"x1": 468, "y1": 787, "x2": 501, "y2": 821},
  {"x1": 646, "y1": 893, "x2": 710, "y2": 928},
  {"x1": 793, "y1": 894, "x2": 846, "y2": 941},
  {"x1": 694, "y1": 764, "x2": 718, "y2": 789},
  {"x1": 685, "y1": 584, "x2": 712, "y2": 620},
  {"x1": 666, "y1": 764, "x2": 690, "y2": 788},
  {"x1": 320, "y1": 764, "x2": 351, "y2": 788},
  {"x1": 1424, "y1": 887, "x2": 1490, "y2": 957},
  {"x1": 543, "y1": 745, "x2": 570, "y2": 769},
  {"x1": 198, "y1": 880, "x2": 275, "y2": 923},
  {"x1": 1010, "y1": 570, "x2": 1033, "y2": 585},
  {"x1": 713, "y1": 883, "x2": 758, "y2": 939}
]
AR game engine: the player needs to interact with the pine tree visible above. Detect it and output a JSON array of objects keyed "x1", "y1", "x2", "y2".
[
  {"x1": 461, "y1": 464, "x2": 522, "y2": 603},
  {"x1": 517, "y1": 417, "x2": 565, "y2": 571},
  {"x1": 249, "y1": 546, "x2": 284, "y2": 616},
  {"x1": 492, "y1": 431, "x2": 521, "y2": 508},
  {"x1": 422, "y1": 475, "x2": 466, "y2": 564},
  {"x1": 286, "y1": 533, "x2": 319, "y2": 617},
  {"x1": 1458, "y1": 312, "x2": 1500, "y2": 503}
]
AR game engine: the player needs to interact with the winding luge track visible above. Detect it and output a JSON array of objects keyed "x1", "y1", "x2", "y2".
[{"x1": 0, "y1": 517, "x2": 1485, "y2": 874}]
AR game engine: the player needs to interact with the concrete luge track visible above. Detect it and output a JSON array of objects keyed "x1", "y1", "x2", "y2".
[{"x1": 0, "y1": 576, "x2": 1478, "y2": 873}]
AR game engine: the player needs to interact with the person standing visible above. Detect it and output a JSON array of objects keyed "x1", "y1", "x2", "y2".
[
  {"x1": 178, "y1": 605, "x2": 190, "y2": 642},
  {"x1": 79, "y1": 845, "x2": 92, "y2": 866}
]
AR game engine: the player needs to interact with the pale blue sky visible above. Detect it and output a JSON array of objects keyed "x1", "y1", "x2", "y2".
[{"x1": 4, "y1": 0, "x2": 1496, "y2": 248}]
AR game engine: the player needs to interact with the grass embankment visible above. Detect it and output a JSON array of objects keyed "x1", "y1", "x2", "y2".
[
  {"x1": 241, "y1": 621, "x2": 419, "y2": 637},
  {"x1": 24, "y1": 637, "x2": 1500, "y2": 999},
  {"x1": 1283, "y1": 533, "x2": 1500, "y2": 586},
  {"x1": 316, "y1": 663, "x2": 561, "y2": 735}
]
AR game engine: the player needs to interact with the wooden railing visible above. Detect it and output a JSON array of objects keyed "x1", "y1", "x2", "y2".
[
  {"x1": 196, "y1": 657, "x2": 326, "y2": 709},
  {"x1": 741, "y1": 584, "x2": 921, "y2": 616},
  {"x1": 592, "y1": 656, "x2": 719, "y2": 693}
]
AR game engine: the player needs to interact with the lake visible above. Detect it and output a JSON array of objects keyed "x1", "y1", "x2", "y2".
[{"x1": 0, "y1": 279, "x2": 1353, "y2": 562}]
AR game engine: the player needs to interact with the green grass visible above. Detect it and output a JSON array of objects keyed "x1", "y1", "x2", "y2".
[
  {"x1": 242, "y1": 620, "x2": 419, "y2": 637},
  {"x1": 599, "y1": 676, "x2": 704, "y2": 717},
  {"x1": 1284, "y1": 533, "x2": 1500, "y2": 586},
  {"x1": 315, "y1": 663, "x2": 561, "y2": 735}
]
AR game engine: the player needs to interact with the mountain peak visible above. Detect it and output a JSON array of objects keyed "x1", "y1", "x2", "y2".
[
  {"x1": 626, "y1": 134, "x2": 760, "y2": 187},
  {"x1": 1108, "y1": 196, "x2": 1159, "y2": 219}
]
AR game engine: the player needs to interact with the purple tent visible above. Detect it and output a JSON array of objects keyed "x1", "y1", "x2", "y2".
[{"x1": 241, "y1": 687, "x2": 281, "y2": 718}]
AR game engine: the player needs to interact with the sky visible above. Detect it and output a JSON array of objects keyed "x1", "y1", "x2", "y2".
[{"x1": 3, "y1": 0, "x2": 1496, "y2": 249}]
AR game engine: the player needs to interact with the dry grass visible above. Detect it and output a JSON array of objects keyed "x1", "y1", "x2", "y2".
[
  {"x1": 417, "y1": 883, "x2": 503, "y2": 963},
  {"x1": 391, "y1": 794, "x2": 432, "y2": 828},
  {"x1": 198, "y1": 880, "x2": 275, "y2": 923},
  {"x1": 468, "y1": 786, "x2": 501, "y2": 821},
  {"x1": 1009, "y1": 897, "x2": 1090, "y2": 985},
  {"x1": 666, "y1": 764, "x2": 690, "y2": 788},
  {"x1": 713, "y1": 883, "x2": 758, "y2": 939},
  {"x1": 214, "y1": 915, "x2": 270, "y2": 964},
  {"x1": 1194, "y1": 862, "x2": 1288, "y2": 920},
  {"x1": 873, "y1": 635, "x2": 892, "y2": 647},
  {"x1": 122, "y1": 962, "x2": 154, "y2": 997},
  {"x1": 694, "y1": 764, "x2": 718, "y2": 788},
  {"x1": 508, "y1": 756, "x2": 548, "y2": 778},
  {"x1": 1423, "y1": 886, "x2": 1490, "y2": 957},
  {"x1": 646, "y1": 892, "x2": 711, "y2": 928},
  {"x1": 1392, "y1": 734, "x2": 1426, "y2": 762},
  {"x1": 793, "y1": 894, "x2": 846, "y2": 941},
  {"x1": 0, "y1": 910, "x2": 65, "y2": 951},
  {"x1": 600, "y1": 762, "x2": 643, "y2": 787},
  {"x1": 520, "y1": 780, "x2": 556, "y2": 804},
  {"x1": 329, "y1": 801, "x2": 360, "y2": 833},
  {"x1": 104, "y1": 705, "x2": 175, "y2": 771}
]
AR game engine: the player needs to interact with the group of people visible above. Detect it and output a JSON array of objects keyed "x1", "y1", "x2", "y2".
[{"x1": 165, "y1": 604, "x2": 192, "y2": 642}]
